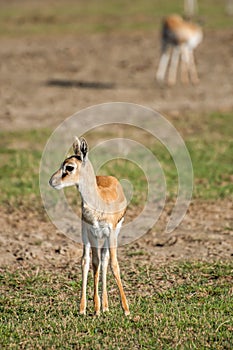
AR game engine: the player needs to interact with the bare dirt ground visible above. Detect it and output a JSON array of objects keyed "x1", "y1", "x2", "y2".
[
  {"x1": 0, "y1": 199, "x2": 232, "y2": 269},
  {"x1": 0, "y1": 29, "x2": 233, "y2": 268},
  {"x1": 1, "y1": 29, "x2": 233, "y2": 131}
]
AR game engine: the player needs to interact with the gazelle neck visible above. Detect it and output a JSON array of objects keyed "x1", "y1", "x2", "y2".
[{"x1": 78, "y1": 159, "x2": 99, "y2": 208}]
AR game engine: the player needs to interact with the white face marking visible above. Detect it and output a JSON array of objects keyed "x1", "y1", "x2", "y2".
[
  {"x1": 49, "y1": 158, "x2": 80, "y2": 190},
  {"x1": 63, "y1": 162, "x2": 77, "y2": 174},
  {"x1": 52, "y1": 181, "x2": 76, "y2": 190}
]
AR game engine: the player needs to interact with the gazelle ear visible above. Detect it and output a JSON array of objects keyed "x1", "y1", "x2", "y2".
[
  {"x1": 73, "y1": 137, "x2": 81, "y2": 155},
  {"x1": 80, "y1": 137, "x2": 88, "y2": 161}
]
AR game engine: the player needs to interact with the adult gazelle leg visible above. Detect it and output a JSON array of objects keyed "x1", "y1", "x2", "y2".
[
  {"x1": 168, "y1": 46, "x2": 180, "y2": 85},
  {"x1": 101, "y1": 239, "x2": 110, "y2": 312},
  {"x1": 109, "y1": 232, "x2": 130, "y2": 316},
  {"x1": 181, "y1": 46, "x2": 190, "y2": 84},
  {"x1": 156, "y1": 50, "x2": 171, "y2": 83},
  {"x1": 189, "y1": 49, "x2": 200, "y2": 84}
]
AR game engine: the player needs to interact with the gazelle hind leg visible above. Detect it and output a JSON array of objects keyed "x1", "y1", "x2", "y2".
[
  {"x1": 109, "y1": 234, "x2": 129, "y2": 316},
  {"x1": 181, "y1": 46, "x2": 190, "y2": 84},
  {"x1": 189, "y1": 50, "x2": 200, "y2": 84},
  {"x1": 168, "y1": 46, "x2": 180, "y2": 86}
]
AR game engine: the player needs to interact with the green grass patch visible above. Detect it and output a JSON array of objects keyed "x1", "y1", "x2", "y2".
[
  {"x1": 0, "y1": 112, "x2": 232, "y2": 210},
  {"x1": 1, "y1": 261, "x2": 233, "y2": 348},
  {"x1": 189, "y1": 139, "x2": 233, "y2": 199},
  {"x1": 93, "y1": 111, "x2": 233, "y2": 201},
  {"x1": 186, "y1": 112, "x2": 233, "y2": 199},
  {"x1": 0, "y1": 0, "x2": 232, "y2": 37},
  {"x1": 0, "y1": 129, "x2": 50, "y2": 208}
]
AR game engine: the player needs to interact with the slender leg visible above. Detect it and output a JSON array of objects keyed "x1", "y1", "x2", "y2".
[
  {"x1": 181, "y1": 46, "x2": 190, "y2": 84},
  {"x1": 156, "y1": 50, "x2": 171, "y2": 83},
  {"x1": 80, "y1": 243, "x2": 90, "y2": 315},
  {"x1": 109, "y1": 232, "x2": 129, "y2": 316},
  {"x1": 91, "y1": 245, "x2": 101, "y2": 315},
  {"x1": 101, "y1": 240, "x2": 110, "y2": 312},
  {"x1": 189, "y1": 50, "x2": 200, "y2": 84},
  {"x1": 168, "y1": 46, "x2": 180, "y2": 86}
]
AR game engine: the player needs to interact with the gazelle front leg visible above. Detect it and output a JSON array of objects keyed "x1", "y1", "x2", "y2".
[
  {"x1": 91, "y1": 246, "x2": 101, "y2": 315},
  {"x1": 101, "y1": 241, "x2": 110, "y2": 313},
  {"x1": 80, "y1": 243, "x2": 90, "y2": 315},
  {"x1": 156, "y1": 49, "x2": 170, "y2": 83}
]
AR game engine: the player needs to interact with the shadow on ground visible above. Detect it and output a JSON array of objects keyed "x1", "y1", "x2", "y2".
[{"x1": 46, "y1": 79, "x2": 115, "y2": 89}]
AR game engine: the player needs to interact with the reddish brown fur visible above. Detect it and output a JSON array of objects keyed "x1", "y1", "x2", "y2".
[
  {"x1": 96, "y1": 176, "x2": 125, "y2": 203},
  {"x1": 163, "y1": 15, "x2": 201, "y2": 44}
]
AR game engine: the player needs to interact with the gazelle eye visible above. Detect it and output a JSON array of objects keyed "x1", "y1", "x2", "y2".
[{"x1": 65, "y1": 165, "x2": 74, "y2": 172}]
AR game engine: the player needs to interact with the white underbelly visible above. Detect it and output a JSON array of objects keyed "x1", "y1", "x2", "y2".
[
  {"x1": 90, "y1": 222, "x2": 112, "y2": 239},
  {"x1": 188, "y1": 31, "x2": 203, "y2": 49},
  {"x1": 89, "y1": 218, "x2": 124, "y2": 239}
]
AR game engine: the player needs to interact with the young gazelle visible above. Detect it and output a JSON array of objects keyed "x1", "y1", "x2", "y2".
[
  {"x1": 156, "y1": 14, "x2": 203, "y2": 85},
  {"x1": 49, "y1": 137, "x2": 130, "y2": 316}
]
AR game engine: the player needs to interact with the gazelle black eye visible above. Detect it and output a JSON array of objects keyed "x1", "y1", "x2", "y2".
[{"x1": 65, "y1": 165, "x2": 74, "y2": 172}]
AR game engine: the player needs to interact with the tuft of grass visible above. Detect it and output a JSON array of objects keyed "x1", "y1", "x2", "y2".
[{"x1": 1, "y1": 261, "x2": 233, "y2": 349}]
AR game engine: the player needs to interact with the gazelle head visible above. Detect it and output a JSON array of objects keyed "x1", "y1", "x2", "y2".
[{"x1": 49, "y1": 137, "x2": 88, "y2": 190}]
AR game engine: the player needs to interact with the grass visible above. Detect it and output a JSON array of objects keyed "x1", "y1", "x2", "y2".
[
  {"x1": 0, "y1": 0, "x2": 232, "y2": 37},
  {"x1": 0, "y1": 2, "x2": 232, "y2": 348},
  {"x1": 1, "y1": 261, "x2": 233, "y2": 349},
  {"x1": 0, "y1": 111, "x2": 232, "y2": 210},
  {"x1": 184, "y1": 111, "x2": 233, "y2": 199},
  {"x1": 0, "y1": 129, "x2": 50, "y2": 209},
  {"x1": 0, "y1": 114, "x2": 232, "y2": 349}
]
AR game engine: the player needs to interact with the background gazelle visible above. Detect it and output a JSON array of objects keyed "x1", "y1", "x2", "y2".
[
  {"x1": 49, "y1": 137, "x2": 130, "y2": 316},
  {"x1": 156, "y1": 14, "x2": 203, "y2": 85}
]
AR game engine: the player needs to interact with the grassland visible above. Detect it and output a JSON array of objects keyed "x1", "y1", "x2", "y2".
[
  {"x1": 0, "y1": 110, "x2": 232, "y2": 348},
  {"x1": 1, "y1": 262, "x2": 233, "y2": 349},
  {"x1": 0, "y1": 0, "x2": 232, "y2": 37},
  {"x1": 1, "y1": 1, "x2": 233, "y2": 348},
  {"x1": 0, "y1": 111, "x2": 232, "y2": 209}
]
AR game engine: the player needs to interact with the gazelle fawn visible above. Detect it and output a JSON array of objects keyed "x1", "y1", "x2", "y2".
[
  {"x1": 49, "y1": 137, "x2": 130, "y2": 316},
  {"x1": 156, "y1": 14, "x2": 203, "y2": 85}
]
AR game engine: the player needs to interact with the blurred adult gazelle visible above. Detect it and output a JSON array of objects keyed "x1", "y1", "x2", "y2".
[
  {"x1": 156, "y1": 14, "x2": 203, "y2": 85},
  {"x1": 49, "y1": 137, "x2": 130, "y2": 316}
]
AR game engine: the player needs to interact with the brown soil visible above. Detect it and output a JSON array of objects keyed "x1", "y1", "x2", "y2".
[{"x1": 0, "y1": 29, "x2": 233, "y2": 268}]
